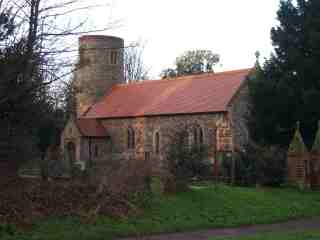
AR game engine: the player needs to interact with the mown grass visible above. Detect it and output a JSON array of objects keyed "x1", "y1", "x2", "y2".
[
  {"x1": 2, "y1": 185, "x2": 320, "y2": 240},
  {"x1": 209, "y1": 230, "x2": 320, "y2": 240}
]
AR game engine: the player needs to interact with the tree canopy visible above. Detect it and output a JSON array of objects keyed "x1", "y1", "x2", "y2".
[
  {"x1": 161, "y1": 50, "x2": 220, "y2": 79},
  {"x1": 249, "y1": 0, "x2": 320, "y2": 147}
]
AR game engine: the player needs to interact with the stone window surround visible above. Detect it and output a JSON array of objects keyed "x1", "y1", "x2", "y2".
[{"x1": 186, "y1": 123, "x2": 206, "y2": 147}]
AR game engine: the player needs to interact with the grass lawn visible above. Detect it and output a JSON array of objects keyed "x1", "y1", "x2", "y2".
[
  {"x1": 2, "y1": 185, "x2": 320, "y2": 240},
  {"x1": 209, "y1": 230, "x2": 320, "y2": 240}
]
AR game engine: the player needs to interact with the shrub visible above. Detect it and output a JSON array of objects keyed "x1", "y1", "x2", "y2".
[
  {"x1": 235, "y1": 143, "x2": 286, "y2": 187},
  {"x1": 164, "y1": 129, "x2": 211, "y2": 192},
  {"x1": 0, "y1": 224, "x2": 17, "y2": 238},
  {"x1": 0, "y1": 155, "x2": 155, "y2": 226}
]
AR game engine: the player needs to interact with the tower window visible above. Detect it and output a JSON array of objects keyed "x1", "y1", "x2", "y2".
[{"x1": 110, "y1": 51, "x2": 118, "y2": 64}]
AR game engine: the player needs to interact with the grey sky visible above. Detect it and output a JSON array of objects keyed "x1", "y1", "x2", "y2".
[{"x1": 87, "y1": 0, "x2": 281, "y2": 78}]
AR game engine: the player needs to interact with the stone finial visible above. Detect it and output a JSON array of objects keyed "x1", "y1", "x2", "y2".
[
  {"x1": 312, "y1": 120, "x2": 320, "y2": 153},
  {"x1": 288, "y1": 121, "x2": 308, "y2": 154}
]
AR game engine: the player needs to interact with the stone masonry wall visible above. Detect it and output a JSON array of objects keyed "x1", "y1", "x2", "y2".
[
  {"x1": 61, "y1": 84, "x2": 250, "y2": 175},
  {"x1": 99, "y1": 113, "x2": 232, "y2": 173},
  {"x1": 61, "y1": 118, "x2": 82, "y2": 162},
  {"x1": 228, "y1": 84, "x2": 250, "y2": 151},
  {"x1": 75, "y1": 36, "x2": 125, "y2": 116}
]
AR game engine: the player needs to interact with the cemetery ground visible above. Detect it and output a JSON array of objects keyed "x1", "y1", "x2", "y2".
[{"x1": 1, "y1": 179, "x2": 320, "y2": 240}]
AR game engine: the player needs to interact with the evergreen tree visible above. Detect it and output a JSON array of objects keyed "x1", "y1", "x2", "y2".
[{"x1": 249, "y1": 0, "x2": 320, "y2": 147}]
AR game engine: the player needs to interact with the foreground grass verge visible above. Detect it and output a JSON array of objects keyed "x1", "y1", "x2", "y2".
[
  {"x1": 209, "y1": 230, "x2": 320, "y2": 240},
  {"x1": 2, "y1": 185, "x2": 320, "y2": 240}
]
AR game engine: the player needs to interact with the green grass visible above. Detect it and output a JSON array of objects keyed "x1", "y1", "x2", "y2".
[
  {"x1": 2, "y1": 185, "x2": 320, "y2": 240},
  {"x1": 209, "y1": 230, "x2": 320, "y2": 240}
]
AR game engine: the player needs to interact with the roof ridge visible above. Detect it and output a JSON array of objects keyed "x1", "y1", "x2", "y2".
[{"x1": 117, "y1": 68, "x2": 253, "y2": 88}]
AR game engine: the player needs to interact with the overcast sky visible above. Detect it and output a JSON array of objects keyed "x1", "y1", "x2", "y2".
[{"x1": 88, "y1": 0, "x2": 281, "y2": 78}]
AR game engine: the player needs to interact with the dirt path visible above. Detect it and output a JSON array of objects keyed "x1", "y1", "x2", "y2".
[{"x1": 119, "y1": 217, "x2": 320, "y2": 240}]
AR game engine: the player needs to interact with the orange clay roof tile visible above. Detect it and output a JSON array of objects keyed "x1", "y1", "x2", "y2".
[{"x1": 83, "y1": 68, "x2": 252, "y2": 119}]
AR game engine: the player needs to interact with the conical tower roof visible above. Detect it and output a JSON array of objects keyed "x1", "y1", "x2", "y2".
[
  {"x1": 288, "y1": 122, "x2": 308, "y2": 154},
  {"x1": 312, "y1": 121, "x2": 320, "y2": 153}
]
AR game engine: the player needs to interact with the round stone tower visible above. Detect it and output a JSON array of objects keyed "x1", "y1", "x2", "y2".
[{"x1": 75, "y1": 35, "x2": 125, "y2": 116}]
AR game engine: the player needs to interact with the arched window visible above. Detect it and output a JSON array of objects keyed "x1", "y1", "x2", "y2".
[
  {"x1": 155, "y1": 132, "x2": 160, "y2": 154},
  {"x1": 132, "y1": 130, "x2": 135, "y2": 149},
  {"x1": 127, "y1": 128, "x2": 135, "y2": 149},
  {"x1": 199, "y1": 127, "x2": 204, "y2": 145},
  {"x1": 127, "y1": 129, "x2": 131, "y2": 149},
  {"x1": 94, "y1": 145, "x2": 99, "y2": 157},
  {"x1": 193, "y1": 125, "x2": 204, "y2": 147}
]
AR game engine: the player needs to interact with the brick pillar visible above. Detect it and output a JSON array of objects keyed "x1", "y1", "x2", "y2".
[
  {"x1": 287, "y1": 122, "x2": 309, "y2": 189},
  {"x1": 310, "y1": 121, "x2": 320, "y2": 189}
]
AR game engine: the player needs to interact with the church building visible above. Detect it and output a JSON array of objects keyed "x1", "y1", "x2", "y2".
[{"x1": 61, "y1": 35, "x2": 252, "y2": 174}]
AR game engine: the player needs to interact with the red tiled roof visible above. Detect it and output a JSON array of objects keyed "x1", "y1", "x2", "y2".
[
  {"x1": 76, "y1": 118, "x2": 107, "y2": 137},
  {"x1": 84, "y1": 69, "x2": 252, "y2": 119}
]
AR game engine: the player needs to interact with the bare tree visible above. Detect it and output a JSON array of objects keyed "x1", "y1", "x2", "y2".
[
  {"x1": 0, "y1": 0, "x2": 119, "y2": 174},
  {"x1": 124, "y1": 41, "x2": 149, "y2": 83},
  {"x1": 0, "y1": 0, "x2": 120, "y2": 106}
]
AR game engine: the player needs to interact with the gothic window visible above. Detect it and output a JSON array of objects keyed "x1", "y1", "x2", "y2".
[
  {"x1": 110, "y1": 50, "x2": 118, "y2": 65},
  {"x1": 132, "y1": 130, "x2": 135, "y2": 149},
  {"x1": 127, "y1": 129, "x2": 131, "y2": 149},
  {"x1": 199, "y1": 127, "x2": 204, "y2": 145},
  {"x1": 155, "y1": 132, "x2": 160, "y2": 154},
  {"x1": 94, "y1": 145, "x2": 99, "y2": 158},
  {"x1": 127, "y1": 128, "x2": 135, "y2": 149},
  {"x1": 193, "y1": 125, "x2": 204, "y2": 147}
]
